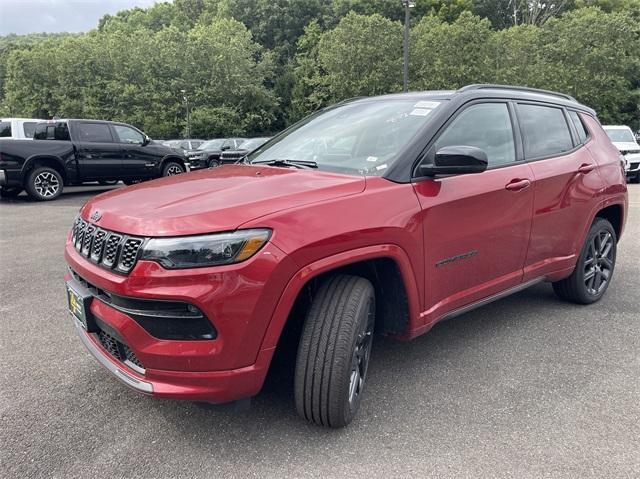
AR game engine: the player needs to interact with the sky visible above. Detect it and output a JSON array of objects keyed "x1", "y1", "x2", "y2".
[{"x1": 0, "y1": 0, "x2": 162, "y2": 35}]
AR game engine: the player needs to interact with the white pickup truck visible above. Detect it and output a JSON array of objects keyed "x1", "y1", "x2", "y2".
[
  {"x1": 0, "y1": 118, "x2": 44, "y2": 140},
  {"x1": 603, "y1": 125, "x2": 640, "y2": 183}
]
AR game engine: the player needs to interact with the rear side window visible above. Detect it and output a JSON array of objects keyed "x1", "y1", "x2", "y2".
[
  {"x1": 75, "y1": 122, "x2": 113, "y2": 143},
  {"x1": 22, "y1": 122, "x2": 38, "y2": 138},
  {"x1": 517, "y1": 104, "x2": 573, "y2": 158},
  {"x1": 434, "y1": 102, "x2": 516, "y2": 167},
  {"x1": 0, "y1": 121, "x2": 11, "y2": 137},
  {"x1": 568, "y1": 111, "x2": 588, "y2": 144},
  {"x1": 33, "y1": 122, "x2": 70, "y2": 141}
]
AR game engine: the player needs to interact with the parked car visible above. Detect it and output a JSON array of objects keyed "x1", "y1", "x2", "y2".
[
  {"x1": 184, "y1": 138, "x2": 245, "y2": 169},
  {"x1": 167, "y1": 139, "x2": 205, "y2": 153},
  {"x1": 0, "y1": 119, "x2": 187, "y2": 200},
  {"x1": 603, "y1": 125, "x2": 640, "y2": 183},
  {"x1": 65, "y1": 85, "x2": 627, "y2": 428},
  {"x1": 0, "y1": 117, "x2": 43, "y2": 140},
  {"x1": 219, "y1": 137, "x2": 271, "y2": 165}
]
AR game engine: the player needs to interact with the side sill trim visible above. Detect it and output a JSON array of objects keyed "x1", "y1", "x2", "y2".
[
  {"x1": 438, "y1": 277, "x2": 545, "y2": 323},
  {"x1": 75, "y1": 320, "x2": 153, "y2": 393}
]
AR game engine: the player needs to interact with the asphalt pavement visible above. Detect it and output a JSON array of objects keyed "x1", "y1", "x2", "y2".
[{"x1": 1, "y1": 184, "x2": 639, "y2": 478}]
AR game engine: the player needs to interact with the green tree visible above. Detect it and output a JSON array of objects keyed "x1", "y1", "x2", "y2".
[
  {"x1": 317, "y1": 13, "x2": 403, "y2": 101},
  {"x1": 410, "y1": 12, "x2": 496, "y2": 90}
]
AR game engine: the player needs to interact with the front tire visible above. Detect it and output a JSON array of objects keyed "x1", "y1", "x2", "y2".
[
  {"x1": 25, "y1": 167, "x2": 63, "y2": 201},
  {"x1": 294, "y1": 275, "x2": 375, "y2": 428},
  {"x1": 162, "y1": 161, "x2": 184, "y2": 176},
  {"x1": 553, "y1": 218, "x2": 616, "y2": 304},
  {"x1": 208, "y1": 158, "x2": 220, "y2": 168}
]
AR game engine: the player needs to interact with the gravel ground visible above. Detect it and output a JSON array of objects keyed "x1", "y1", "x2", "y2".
[{"x1": 1, "y1": 184, "x2": 639, "y2": 479}]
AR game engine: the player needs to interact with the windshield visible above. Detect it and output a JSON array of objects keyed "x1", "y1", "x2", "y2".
[
  {"x1": 242, "y1": 138, "x2": 269, "y2": 150},
  {"x1": 248, "y1": 99, "x2": 443, "y2": 175},
  {"x1": 604, "y1": 128, "x2": 635, "y2": 143},
  {"x1": 199, "y1": 139, "x2": 224, "y2": 150}
]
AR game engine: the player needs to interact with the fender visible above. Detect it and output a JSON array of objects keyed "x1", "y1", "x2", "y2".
[
  {"x1": 257, "y1": 244, "x2": 422, "y2": 357},
  {"x1": 160, "y1": 155, "x2": 187, "y2": 172},
  {"x1": 20, "y1": 154, "x2": 73, "y2": 182}
]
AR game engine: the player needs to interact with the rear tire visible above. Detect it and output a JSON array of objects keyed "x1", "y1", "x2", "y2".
[
  {"x1": 162, "y1": 161, "x2": 184, "y2": 176},
  {"x1": 552, "y1": 218, "x2": 616, "y2": 304},
  {"x1": 294, "y1": 275, "x2": 375, "y2": 428},
  {"x1": 25, "y1": 167, "x2": 63, "y2": 201}
]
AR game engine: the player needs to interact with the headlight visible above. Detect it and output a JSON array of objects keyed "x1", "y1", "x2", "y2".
[{"x1": 140, "y1": 229, "x2": 271, "y2": 269}]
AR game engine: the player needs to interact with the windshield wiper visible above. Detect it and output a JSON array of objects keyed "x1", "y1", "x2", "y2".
[{"x1": 252, "y1": 158, "x2": 318, "y2": 169}]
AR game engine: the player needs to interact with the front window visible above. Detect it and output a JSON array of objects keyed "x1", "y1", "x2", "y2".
[
  {"x1": 113, "y1": 124, "x2": 144, "y2": 144},
  {"x1": 248, "y1": 99, "x2": 443, "y2": 175},
  {"x1": 604, "y1": 128, "x2": 635, "y2": 143},
  {"x1": 241, "y1": 138, "x2": 269, "y2": 151}
]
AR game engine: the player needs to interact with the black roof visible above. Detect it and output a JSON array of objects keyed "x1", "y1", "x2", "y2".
[{"x1": 352, "y1": 84, "x2": 595, "y2": 116}]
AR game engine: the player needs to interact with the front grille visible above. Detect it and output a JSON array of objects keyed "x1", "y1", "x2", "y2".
[
  {"x1": 220, "y1": 151, "x2": 245, "y2": 162},
  {"x1": 72, "y1": 220, "x2": 144, "y2": 274},
  {"x1": 97, "y1": 328, "x2": 145, "y2": 373}
]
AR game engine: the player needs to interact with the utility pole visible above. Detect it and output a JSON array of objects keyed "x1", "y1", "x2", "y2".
[
  {"x1": 181, "y1": 89, "x2": 190, "y2": 138},
  {"x1": 402, "y1": 1, "x2": 414, "y2": 92}
]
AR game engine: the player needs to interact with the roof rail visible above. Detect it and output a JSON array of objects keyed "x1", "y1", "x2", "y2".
[{"x1": 457, "y1": 84, "x2": 576, "y2": 102}]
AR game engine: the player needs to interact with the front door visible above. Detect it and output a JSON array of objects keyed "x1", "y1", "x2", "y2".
[
  {"x1": 112, "y1": 124, "x2": 156, "y2": 179},
  {"x1": 412, "y1": 101, "x2": 535, "y2": 325}
]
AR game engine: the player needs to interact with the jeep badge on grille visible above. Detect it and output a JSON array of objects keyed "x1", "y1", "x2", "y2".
[{"x1": 90, "y1": 210, "x2": 102, "y2": 222}]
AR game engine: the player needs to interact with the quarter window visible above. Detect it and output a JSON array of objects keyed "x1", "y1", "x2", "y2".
[
  {"x1": 113, "y1": 124, "x2": 144, "y2": 144},
  {"x1": 76, "y1": 123, "x2": 113, "y2": 143},
  {"x1": 22, "y1": 122, "x2": 37, "y2": 138},
  {"x1": 517, "y1": 104, "x2": 573, "y2": 158},
  {"x1": 434, "y1": 103, "x2": 516, "y2": 167},
  {"x1": 568, "y1": 111, "x2": 588, "y2": 144}
]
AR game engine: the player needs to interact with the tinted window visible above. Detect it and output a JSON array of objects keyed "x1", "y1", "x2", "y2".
[
  {"x1": 76, "y1": 122, "x2": 113, "y2": 143},
  {"x1": 568, "y1": 111, "x2": 588, "y2": 144},
  {"x1": 113, "y1": 124, "x2": 144, "y2": 144},
  {"x1": 22, "y1": 122, "x2": 37, "y2": 138},
  {"x1": 518, "y1": 104, "x2": 573, "y2": 158},
  {"x1": 434, "y1": 103, "x2": 515, "y2": 166},
  {"x1": 33, "y1": 122, "x2": 70, "y2": 141},
  {"x1": 0, "y1": 121, "x2": 11, "y2": 137}
]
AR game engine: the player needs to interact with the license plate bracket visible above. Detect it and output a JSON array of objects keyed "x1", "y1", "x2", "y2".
[{"x1": 66, "y1": 280, "x2": 98, "y2": 333}]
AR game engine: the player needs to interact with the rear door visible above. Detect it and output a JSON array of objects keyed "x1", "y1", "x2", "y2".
[
  {"x1": 516, "y1": 103, "x2": 605, "y2": 281},
  {"x1": 72, "y1": 121, "x2": 123, "y2": 181},
  {"x1": 413, "y1": 101, "x2": 535, "y2": 323}
]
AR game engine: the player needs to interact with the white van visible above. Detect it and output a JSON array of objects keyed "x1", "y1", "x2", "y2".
[{"x1": 0, "y1": 118, "x2": 44, "y2": 140}]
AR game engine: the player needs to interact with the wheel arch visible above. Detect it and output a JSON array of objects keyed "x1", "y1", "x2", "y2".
[
  {"x1": 259, "y1": 244, "x2": 422, "y2": 356},
  {"x1": 21, "y1": 156, "x2": 67, "y2": 184},
  {"x1": 161, "y1": 155, "x2": 187, "y2": 173},
  {"x1": 595, "y1": 203, "x2": 624, "y2": 241}
]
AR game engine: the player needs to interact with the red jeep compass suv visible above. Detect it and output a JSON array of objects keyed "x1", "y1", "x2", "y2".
[{"x1": 65, "y1": 85, "x2": 627, "y2": 428}]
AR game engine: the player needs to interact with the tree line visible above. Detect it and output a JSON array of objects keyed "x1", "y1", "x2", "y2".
[{"x1": 0, "y1": 0, "x2": 638, "y2": 139}]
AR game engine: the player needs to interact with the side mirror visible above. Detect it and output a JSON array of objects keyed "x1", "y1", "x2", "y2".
[
  {"x1": 142, "y1": 135, "x2": 151, "y2": 146},
  {"x1": 221, "y1": 145, "x2": 230, "y2": 151},
  {"x1": 419, "y1": 146, "x2": 488, "y2": 176}
]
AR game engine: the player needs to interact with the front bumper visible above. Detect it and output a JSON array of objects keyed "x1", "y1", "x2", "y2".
[{"x1": 66, "y1": 236, "x2": 297, "y2": 402}]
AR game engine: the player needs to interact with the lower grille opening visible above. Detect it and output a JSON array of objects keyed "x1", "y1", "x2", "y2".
[{"x1": 96, "y1": 328, "x2": 145, "y2": 374}]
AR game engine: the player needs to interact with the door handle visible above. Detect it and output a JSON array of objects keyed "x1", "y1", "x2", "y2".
[
  {"x1": 578, "y1": 163, "x2": 595, "y2": 174},
  {"x1": 505, "y1": 178, "x2": 531, "y2": 191}
]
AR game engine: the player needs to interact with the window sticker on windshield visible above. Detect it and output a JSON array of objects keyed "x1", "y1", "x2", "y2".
[
  {"x1": 366, "y1": 156, "x2": 378, "y2": 162},
  {"x1": 414, "y1": 101, "x2": 440, "y2": 109},
  {"x1": 375, "y1": 164, "x2": 388, "y2": 171},
  {"x1": 410, "y1": 108, "x2": 433, "y2": 116}
]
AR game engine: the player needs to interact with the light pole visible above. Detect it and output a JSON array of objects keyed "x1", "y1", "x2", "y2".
[
  {"x1": 402, "y1": 1, "x2": 415, "y2": 92},
  {"x1": 181, "y1": 89, "x2": 190, "y2": 138}
]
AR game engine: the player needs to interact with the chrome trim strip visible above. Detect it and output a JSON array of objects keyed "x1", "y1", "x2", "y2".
[
  {"x1": 0, "y1": 170, "x2": 6, "y2": 185},
  {"x1": 75, "y1": 321, "x2": 153, "y2": 393},
  {"x1": 438, "y1": 278, "x2": 545, "y2": 323}
]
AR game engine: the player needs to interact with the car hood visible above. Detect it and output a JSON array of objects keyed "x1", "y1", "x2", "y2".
[
  {"x1": 80, "y1": 165, "x2": 366, "y2": 237},
  {"x1": 611, "y1": 141, "x2": 640, "y2": 152}
]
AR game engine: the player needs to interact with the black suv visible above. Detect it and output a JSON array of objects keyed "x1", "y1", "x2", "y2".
[
  {"x1": 0, "y1": 119, "x2": 187, "y2": 200},
  {"x1": 185, "y1": 138, "x2": 246, "y2": 169}
]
